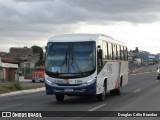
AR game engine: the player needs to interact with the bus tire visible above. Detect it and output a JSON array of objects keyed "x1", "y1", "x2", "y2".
[
  {"x1": 110, "y1": 89, "x2": 116, "y2": 96},
  {"x1": 97, "y1": 82, "x2": 106, "y2": 101},
  {"x1": 32, "y1": 80, "x2": 35, "y2": 83},
  {"x1": 56, "y1": 95, "x2": 64, "y2": 102}
]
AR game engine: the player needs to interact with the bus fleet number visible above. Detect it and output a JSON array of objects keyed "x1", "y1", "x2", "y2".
[{"x1": 75, "y1": 80, "x2": 82, "y2": 84}]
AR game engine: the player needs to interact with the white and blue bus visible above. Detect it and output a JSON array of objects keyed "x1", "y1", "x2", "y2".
[{"x1": 45, "y1": 34, "x2": 128, "y2": 101}]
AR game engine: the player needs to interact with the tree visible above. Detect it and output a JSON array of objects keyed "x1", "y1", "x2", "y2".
[
  {"x1": 31, "y1": 45, "x2": 44, "y2": 66},
  {"x1": 135, "y1": 47, "x2": 139, "y2": 53},
  {"x1": 31, "y1": 45, "x2": 43, "y2": 60},
  {"x1": 132, "y1": 47, "x2": 139, "y2": 53},
  {"x1": 36, "y1": 59, "x2": 45, "y2": 66}
]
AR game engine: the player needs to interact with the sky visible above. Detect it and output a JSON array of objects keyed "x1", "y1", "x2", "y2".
[{"x1": 0, "y1": 0, "x2": 160, "y2": 54}]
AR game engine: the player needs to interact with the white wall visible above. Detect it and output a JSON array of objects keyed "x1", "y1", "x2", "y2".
[{"x1": 2, "y1": 63, "x2": 18, "y2": 68}]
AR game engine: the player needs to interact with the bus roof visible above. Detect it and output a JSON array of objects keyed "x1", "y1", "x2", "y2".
[{"x1": 48, "y1": 34, "x2": 127, "y2": 46}]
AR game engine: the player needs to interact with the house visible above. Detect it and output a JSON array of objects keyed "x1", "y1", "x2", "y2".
[
  {"x1": 155, "y1": 53, "x2": 160, "y2": 63},
  {"x1": 0, "y1": 57, "x2": 18, "y2": 82},
  {"x1": 148, "y1": 54, "x2": 155, "y2": 65},
  {"x1": 0, "y1": 52, "x2": 7, "y2": 57},
  {"x1": 1, "y1": 47, "x2": 40, "y2": 78}
]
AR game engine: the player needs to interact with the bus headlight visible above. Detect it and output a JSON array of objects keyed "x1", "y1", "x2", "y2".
[
  {"x1": 45, "y1": 79, "x2": 52, "y2": 85},
  {"x1": 81, "y1": 78, "x2": 96, "y2": 86}
]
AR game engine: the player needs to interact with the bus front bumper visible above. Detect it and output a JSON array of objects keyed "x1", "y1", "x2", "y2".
[{"x1": 45, "y1": 79, "x2": 96, "y2": 96}]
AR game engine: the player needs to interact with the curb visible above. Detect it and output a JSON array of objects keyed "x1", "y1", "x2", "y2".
[{"x1": 0, "y1": 87, "x2": 45, "y2": 97}]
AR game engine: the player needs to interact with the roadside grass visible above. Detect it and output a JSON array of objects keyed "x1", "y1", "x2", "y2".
[
  {"x1": 21, "y1": 84, "x2": 44, "y2": 90},
  {"x1": 0, "y1": 82, "x2": 44, "y2": 94},
  {"x1": 0, "y1": 82, "x2": 22, "y2": 94}
]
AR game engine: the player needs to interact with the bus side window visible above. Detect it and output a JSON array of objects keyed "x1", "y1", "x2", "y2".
[
  {"x1": 112, "y1": 44, "x2": 117, "y2": 60},
  {"x1": 124, "y1": 47, "x2": 128, "y2": 61},
  {"x1": 115, "y1": 45, "x2": 118, "y2": 60},
  {"x1": 102, "y1": 41, "x2": 107, "y2": 59},
  {"x1": 106, "y1": 42, "x2": 109, "y2": 59},
  {"x1": 117, "y1": 45, "x2": 120, "y2": 60},
  {"x1": 119, "y1": 46, "x2": 122, "y2": 60},
  {"x1": 121, "y1": 46, "x2": 124, "y2": 60},
  {"x1": 108, "y1": 42, "x2": 112, "y2": 60}
]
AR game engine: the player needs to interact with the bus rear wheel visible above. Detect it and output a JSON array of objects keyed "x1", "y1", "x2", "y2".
[
  {"x1": 56, "y1": 95, "x2": 64, "y2": 102},
  {"x1": 110, "y1": 80, "x2": 122, "y2": 96},
  {"x1": 115, "y1": 80, "x2": 122, "y2": 95},
  {"x1": 110, "y1": 89, "x2": 116, "y2": 96}
]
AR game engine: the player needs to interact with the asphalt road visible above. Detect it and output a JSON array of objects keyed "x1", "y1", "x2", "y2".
[
  {"x1": 0, "y1": 65, "x2": 160, "y2": 120},
  {"x1": 19, "y1": 76, "x2": 44, "y2": 88}
]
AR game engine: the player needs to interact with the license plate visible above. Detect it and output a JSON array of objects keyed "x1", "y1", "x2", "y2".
[{"x1": 64, "y1": 89, "x2": 73, "y2": 92}]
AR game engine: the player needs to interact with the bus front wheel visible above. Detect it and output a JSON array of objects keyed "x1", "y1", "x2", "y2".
[
  {"x1": 97, "y1": 83, "x2": 106, "y2": 101},
  {"x1": 56, "y1": 95, "x2": 64, "y2": 102}
]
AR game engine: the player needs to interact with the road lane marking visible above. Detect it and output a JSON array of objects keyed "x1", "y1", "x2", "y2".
[
  {"x1": 131, "y1": 71, "x2": 156, "y2": 76},
  {"x1": 0, "y1": 103, "x2": 24, "y2": 110},
  {"x1": 88, "y1": 104, "x2": 106, "y2": 111},
  {"x1": 132, "y1": 67, "x2": 144, "y2": 73},
  {"x1": 134, "y1": 89, "x2": 141, "y2": 93},
  {"x1": 154, "y1": 80, "x2": 159, "y2": 83}
]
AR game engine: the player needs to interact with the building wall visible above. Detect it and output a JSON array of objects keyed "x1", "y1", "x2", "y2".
[
  {"x1": 0, "y1": 57, "x2": 1, "y2": 66},
  {"x1": 5, "y1": 68, "x2": 8, "y2": 81},
  {"x1": 10, "y1": 47, "x2": 33, "y2": 56},
  {"x1": 0, "y1": 67, "x2": 4, "y2": 81},
  {"x1": 0, "y1": 60, "x2": 19, "y2": 82}
]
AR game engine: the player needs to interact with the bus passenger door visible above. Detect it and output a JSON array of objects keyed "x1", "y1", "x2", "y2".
[{"x1": 97, "y1": 46, "x2": 103, "y2": 74}]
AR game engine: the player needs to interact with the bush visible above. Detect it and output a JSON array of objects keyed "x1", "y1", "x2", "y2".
[
  {"x1": 0, "y1": 82, "x2": 22, "y2": 94},
  {"x1": 13, "y1": 82, "x2": 22, "y2": 90},
  {"x1": 0, "y1": 81, "x2": 44, "y2": 94}
]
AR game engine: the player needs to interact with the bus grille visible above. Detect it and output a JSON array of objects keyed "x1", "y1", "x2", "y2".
[{"x1": 56, "y1": 84, "x2": 81, "y2": 86}]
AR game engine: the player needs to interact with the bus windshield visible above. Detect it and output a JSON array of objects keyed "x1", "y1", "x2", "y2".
[{"x1": 45, "y1": 41, "x2": 96, "y2": 76}]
